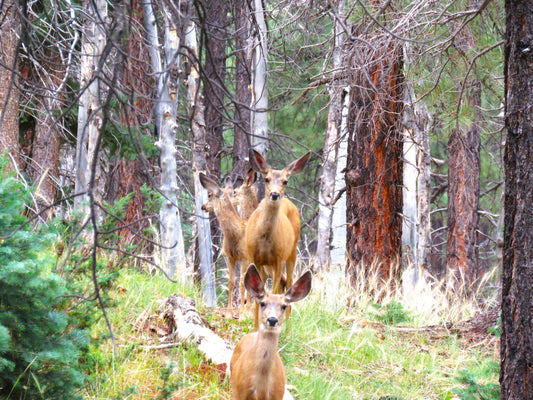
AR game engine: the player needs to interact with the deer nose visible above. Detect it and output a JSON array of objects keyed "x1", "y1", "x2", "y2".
[
  {"x1": 266, "y1": 317, "x2": 278, "y2": 327},
  {"x1": 270, "y1": 192, "x2": 280, "y2": 201}
]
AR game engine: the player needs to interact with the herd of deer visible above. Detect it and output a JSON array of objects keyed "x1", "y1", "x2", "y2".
[{"x1": 199, "y1": 150, "x2": 312, "y2": 400}]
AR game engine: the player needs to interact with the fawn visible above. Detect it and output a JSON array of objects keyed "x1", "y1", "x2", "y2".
[
  {"x1": 230, "y1": 264, "x2": 312, "y2": 400},
  {"x1": 243, "y1": 150, "x2": 310, "y2": 323},
  {"x1": 199, "y1": 173, "x2": 247, "y2": 314}
]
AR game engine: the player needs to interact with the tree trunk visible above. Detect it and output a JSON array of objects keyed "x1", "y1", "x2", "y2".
[
  {"x1": 28, "y1": 94, "x2": 62, "y2": 220},
  {"x1": 446, "y1": 82, "x2": 481, "y2": 292},
  {"x1": 0, "y1": 0, "x2": 20, "y2": 173},
  {"x1": 500, "y1": 0, "x2": 533, "y2": 397},
  {"x1": 201, "y1": 0, "x2": 228, "y2": 180},
  {"x1": 249, "y1": 0, "x2": 268, "y2": 156},
  {"x1": 345, "y1": 40, "x2": 404, "y2": 286},
  {"x1": 142, "y1": 0, "x2": 187, "y2": 280},
  {"x1": 316, "y1": 0, "x2": 345, "y2": 273},
  {"x1": 231, "y1": 0, "x2": 251, "y2": 183},
  {"x1": 330, "y1": 88, "x2": 350, "y2": 269},
  {"x1": 186, "y1": 19, "x2": 216, "y2": 306},
  {"x1": 74, "y1": 0, "x2": 108, "y2": 218}
]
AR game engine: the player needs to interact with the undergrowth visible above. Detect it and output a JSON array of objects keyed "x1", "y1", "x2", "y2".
[{"x1": 81, "y1": 263, "x2": 500, "y2": 400}]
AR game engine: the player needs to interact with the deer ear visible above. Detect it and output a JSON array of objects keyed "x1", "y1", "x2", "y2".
[
  {"x1": 284, "y1": 270, "x2": 312, "y2": 303},
  {"x1": 224, "y1": 178, "x2": 234, "y2": 191},
  {"x1": 285, "y1": 152, "x2": 310, "y2": 177},
  {"x1": 244, "y1": 264, "x2": 265, "y2": 298},
  {"x1": 199, "y1": 173, "x2": 222, "y2": 196},
  {"x1": 249, "y1": 149, "x2": 269, "y2": 174},
  {"x1": 243, "y1": 169, "x2": 258, "y2": 187}
]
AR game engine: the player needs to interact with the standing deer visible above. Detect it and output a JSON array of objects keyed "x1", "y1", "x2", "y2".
[
  {"x1": 230, "y1": 264, "x2": 312, "y2": 400},
  {"x1": 244, "y1": 150, "x2": 309, "y2": 294},
  {"x1": 199, "y1": 173, "x2": 247, "y2": 314}
]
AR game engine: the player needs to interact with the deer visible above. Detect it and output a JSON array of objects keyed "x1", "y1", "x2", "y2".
[
  {"x1": 230, "y1": 264, "x2": 312, "y2": 400},
  {"x1": 199, "y1": 173, "x2": 247, "y2": 315},
  {"x1": 243, "y1": 150, "x2": 310, "y2": 327}
]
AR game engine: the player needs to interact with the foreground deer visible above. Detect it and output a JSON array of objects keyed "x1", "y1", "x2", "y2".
[
  {"x1": 244, "y1": 150, "x2": 310, "y2": 307},
  {"x1": 230, "y1": 264, "x2": 312, "y2": 400},
  {"x1": 199, "y1": 173, "x2": 247, "y2": 314}
]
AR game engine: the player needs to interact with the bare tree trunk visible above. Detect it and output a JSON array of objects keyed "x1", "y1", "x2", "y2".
[
  {"x1": 74, "y1": 0, "x2": 108, "y2": 218},
  {"x1": 500, "y1": 0, "x2": 533, "y2": 397},
  {"x1": 345, "y1": 40, "x2": 404, "y2": 286},
  {"x1": 142, "y1": 0, "x2": 187, "y2": 280},
  {"x1": 231, "y1": 0, "x2": 251, "y2": 182},
  {"x1": 249, "y1": 0, "x2": 268, "y2": 156},
  {"x1": 201, "y1": 0, "x2": 228, "y2": 179},
  {"x1": 185, "y1": 19, "x2": 216, "y2": 306},
  {"x1": 330, "y1": 88, "x2": 350, "y2": 269},
  {"x1": 0, "y1": 0, "x2": 20, "y2": 173},
  {"x1": 447, "y1": 82, "x2": 481, "y2": 292},
  {"x1": 28, "y1": 93, "x2": 62, "y2": 220},
  {"x1": 316, "y1": 0, "x2": 345, "y2": 273},
  {"x1": 401, "y1": 80, "x2": 432, "y2": 281}
]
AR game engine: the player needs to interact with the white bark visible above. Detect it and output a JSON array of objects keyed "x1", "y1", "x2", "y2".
[
  {"x1": 74, "y1": 0, "x2": 107, "y2": 218},
  {"x1": 401, "y1": 81, "x2": 432, "y2": 300},
  {"x1": 316, "y1": 0, "x2": 345, "y2": 272},
  {"x1": 142, "y1": 1, "x2": 186, "y2": 280},
  {"x1": 330, "y1": 88, "x2": 350, "y2": 269},
  {"x1": 185, "y1": 20, "x2": 216, "y2": 306},
  {"x1": 249, "y1": 0, "x2": 268, "y2": 155}
]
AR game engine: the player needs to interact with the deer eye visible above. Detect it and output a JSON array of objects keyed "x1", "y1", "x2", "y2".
[
  {"x1": 264, "y1": 178, "x2": 270, "y2": 184},
  {"x1": 259, "y1": 301, "x2": 266, "y2": 308},
  {"x1": 281, "y1": 305, "x2": 287, "y2": 311},
  {"x1": 282, "y1": 180, "x2": 288, "y2": 186}
]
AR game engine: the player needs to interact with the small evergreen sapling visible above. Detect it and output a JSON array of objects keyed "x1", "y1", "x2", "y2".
[{"x1": 0, "y1": 162, "x2": 89, "y2": 399}]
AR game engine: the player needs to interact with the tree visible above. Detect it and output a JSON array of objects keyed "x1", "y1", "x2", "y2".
[
  {"x1": 249, "y1": 0, "x2": 269, "y2": 156},
  {"x1": 201, "y1": 0, "x2": 228, "y2": 179},
  {"x1": 500, "y1": 0, "x2": 533, "y2": 397},
  {"x1": 230, "y1": 0, "x2": 252, "y2": 182},
  {"x1": 185, "y1": 17, "x2": 216, "y2": 306},
  {"x1": 447, "y1": 81, "x2": 481, "y2": 292},
  {"x1": 142, "y1": 0, "x2": 187, "y2": 280},
  {"x1": 316, "y1": 0, "x2": 346, "y2": 272},
  {"x1": 345, "y1": 37, "x2": 404, "y2": 286},
  {"x1": 0, "y1": 0, "x2": 20, "y2": 173}
]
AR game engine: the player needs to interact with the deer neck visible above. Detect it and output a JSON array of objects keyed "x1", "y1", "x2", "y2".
[
  {"x1": 257, "y1": 199, "x2": 282, "y2": 227},
  {"x1": 215, "y1": 194, "x2": 244, "y2": 235},
  {"x1": 252, "y1": 329, "x2": 281, "y2": 372}
]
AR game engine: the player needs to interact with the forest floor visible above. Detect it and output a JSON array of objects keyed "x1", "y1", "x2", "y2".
[{"x1": 81, "y1": 267, "x2": 500, "y2": 400}]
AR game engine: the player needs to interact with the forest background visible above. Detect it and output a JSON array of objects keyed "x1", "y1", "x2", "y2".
[{"x1": 0, "y1": 0, "x2": 531, "y2": 398}]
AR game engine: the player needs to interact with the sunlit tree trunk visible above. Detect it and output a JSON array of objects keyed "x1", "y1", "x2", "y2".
[
  {"x1": 500, "y1": 0, "x2": 533, "y2": 396},
  {"x1": 142, "y1": 0, "x2": 186, "y2": 280},
  {"x1": 186, "y1": 19, "x2": 216, "y2": 306},
  {"x1": 345, "y1": 40, "x2": 404, "y2": 286},
  {"x1": 447, "y1": 82, "x2": 481, "y2": 292},
  {"x1": 74, "y1": 0, "x2": 108, "y2": 217},
  {"x1": 249, "y1": 0, "x2": 268, "y2": 156},
  {"x1": 316, "y1": 0, "x2": 345, "y2": 273},
  {"x1": 231, "y1": 0, "x2": 251, "y2": 182},
  {"x1": 0, "y1": 0, "x2": 20, "y2": 173}
]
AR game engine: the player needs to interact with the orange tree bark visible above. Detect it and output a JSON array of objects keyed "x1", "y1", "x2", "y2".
[
  {"x1": 446, "y1": 83, "x2": 481, "y2": 292},
  {"x1": 345, "y1": 40, "x2": 404, "y2": 286},
  {"x1": 500, "y1": 0, "x2": 533, "y2": 397}
]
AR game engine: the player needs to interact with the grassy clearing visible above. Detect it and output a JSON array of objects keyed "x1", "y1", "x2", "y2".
[{"x1": 82, "y1": 266, "x2": 500, "y2": 400}]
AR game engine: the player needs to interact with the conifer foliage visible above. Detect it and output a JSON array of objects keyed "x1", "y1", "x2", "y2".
[{"x1": 0, "y1": 160, "x2": 88, "y2": 399}]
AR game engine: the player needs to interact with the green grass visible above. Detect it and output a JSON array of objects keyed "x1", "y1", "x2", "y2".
[{"x1": 82, "y1": 266, "x2": 500, "y2": 400}]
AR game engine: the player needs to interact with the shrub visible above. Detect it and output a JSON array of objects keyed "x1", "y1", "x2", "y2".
[{"x1": 0, "y1": 164, "x2": 89, "y2": 399}]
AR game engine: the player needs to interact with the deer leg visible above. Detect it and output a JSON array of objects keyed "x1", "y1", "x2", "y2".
[{"x1": 227, "y1": 256, "x2": 236, "y2": 316}]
